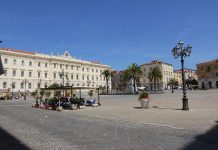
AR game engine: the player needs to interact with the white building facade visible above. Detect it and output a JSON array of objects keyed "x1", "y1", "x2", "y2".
[{"x1": 0, "y1": 48, "x2": 112, "y2": 92}]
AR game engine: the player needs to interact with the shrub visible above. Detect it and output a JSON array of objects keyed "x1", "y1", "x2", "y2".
[{"x1": 139, "y1": 91, "x2": 149, "y2": 99}]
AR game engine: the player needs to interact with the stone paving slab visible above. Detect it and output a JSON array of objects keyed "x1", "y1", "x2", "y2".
[{"x1": 65, "y1": 89, "x2": 218, "y2": 133}]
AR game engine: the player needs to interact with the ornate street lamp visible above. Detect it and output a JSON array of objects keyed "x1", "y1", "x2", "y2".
[
  {"x1": 172, "y1": 40, "x2": 192, "y2": 110},
  {"x1": 11, "y1": 82, "x2": 15, "y2": 100},
  {"x1": 22, "y1": 79, "x2": 28, "y2": 100}
]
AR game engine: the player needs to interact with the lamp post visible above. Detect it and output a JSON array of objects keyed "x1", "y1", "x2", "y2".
[
  {"x1": 60, "y1": 69, "x2": 68, "y2": 97},
  {"x1": 172, "y1": 40, "x2": 192, "y2": 111},
  {"x1": 22, "y1": 79, "x2": 28, "y2": 100},
  {"x1": 11, "y1": 83, "x2": 15, "y2": 100}
]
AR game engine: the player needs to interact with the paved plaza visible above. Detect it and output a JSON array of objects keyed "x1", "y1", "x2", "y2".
[
  {"x1": 0, "y1": 89, "x2": 217, "y2": 150},
  {"x1": 72, "y1": 89, "x2": 218, "y2": 132}
]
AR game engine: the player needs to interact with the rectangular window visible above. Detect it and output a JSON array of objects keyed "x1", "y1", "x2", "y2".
[
  {"x1": 87, "y1": 68, "x2": 89, "y2": 72},
  {"x1": 21, "y1": 71, "x2": 24, "y2": 77},
  {"x1": 45, "y1": 72, "x2": 47, "y2": 78},
  {"x1": 45, "y1": 63, "x2": 48, "y2": 67},
  {"x1": 22, "y1": 60, "x2": 25, "y2": 66},
  {"x1": 216, "y1": 72, "x2": 218, "y2": 77},
  {"x1": 82, "y1": 68, "x2": 84, "y2": 71},
  {"x1": 207, "y1": 66, "x2": 211, "y2": 71},
  {"x1": 13, "y1": 70, "x2": 16, "y2": 76},
  {"x1": 71, "y1": 74, "x2": 73, "y2": 79},
  {"x1": 13, "y1": 59, "x2": 16, "y2": 65},
  {"x1": 82, "y1": 76, "x2": 84, "y2": 80},
  {"x1": 54, "y1": 73, "x2": 56, "y2": 78},
  {"x1": 96, "y1": 77, "x2": 98, "y2": 81},
  {"x1": 87, "y1": 76, "x2": 89, "y2": 80},
  {"x1": 28, "y1": 83, "x2": 31, "y2": 89},
  {"x1": 4, "y1": 70, "x2": 7, "y2": 76},
  {"x1": 38, "y1": 72, "x2": 40, "y2": 78},
  {"x1": 29, "y1": 72, "x2": 32, "y2": 77},
  {"x1": 71, "y1": 65, "x2": 74, "y2": 70},
  {"x1": 38, "y1": 62, "x2": 41, "y2": 67},
  {"x1": 54, "y1": 63, "x2": 56, "y2": 68},
  {"x1": 77, "y1": 66, "x2": 79, "y2": 71},
  {"x1": 29, "y1": 61, "x2": 32, "y2": 66},
  {"x1": 76, "y1": 75, "x2": 79, "y2": 80},
  {"x1": 92, "y1": 69, "x2": 94, "y2": 72},
  {"x1": 4, "y1": 58, "x2": 8, "y2": 64},
  {"x1": 66, "y1": 65, "x2": 68, "y2": 69},
  {"x1": 21, "y1": 83, "x2": 24, "y2": 89}
]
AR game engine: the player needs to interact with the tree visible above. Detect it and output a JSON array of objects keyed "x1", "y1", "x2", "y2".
[
  {"x1": 191, "y1": 79, "x2": 198, "y2": 86},
  {"x1": 101, "y1": 69, "x2": 112, "y2": 94},
  {"x1": 125, "y1": 63, "x2": 142, "y2": 94},
  {"x1": 31, "y1": 90, "x2": 39, "y2": 104},
  {"x1": 120, "y1": 70, "x2": 131, "y2": 93},
  {"x1": 48, "y1": 83, "x2": 59, "y2": 88},
  {"x1": 148, "y1": 67, "x2": 162, "y2": 92},
  {"x1": 185, "y1": 79, "x2": 191, "y2": 88},
  {"x1": 168, "y1": 78, "x2": 178, "y2": 93}
]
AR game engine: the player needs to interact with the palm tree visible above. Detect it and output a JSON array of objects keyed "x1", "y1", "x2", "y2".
[
  {"x1": 168, "y1": 78, "x2": 178, "y2": 93},
  {"x1": 101, "y1": 69, "x2": 112, "y2": 94},
  {"x1": 126, "y1": 63, "x2": 142, "y2": 94},
  {"x1": 120, "y1": 70, "x2": 131, "y2": 93},
  {"x1": 148, "y1": 67, "x2": 162, "y2": 92}
]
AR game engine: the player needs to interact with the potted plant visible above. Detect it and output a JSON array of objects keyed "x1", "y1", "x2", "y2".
[
  {"x1": 48, "y1": 97, "x2": 58, "y2": 110},
  {"x1": 55, "y1": 91, "x2": 63, "y2": 111},
  {"x1": 31, "y1": 90, "x2": 39, "y2": 108},
  {"x1": 138, "y1": 91, "x2": 149, "y2": 109},
  {"x1": 70, "y1": 97, "x2": 78, "y2": 110}
]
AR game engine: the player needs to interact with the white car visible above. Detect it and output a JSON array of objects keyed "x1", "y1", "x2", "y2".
[{"x1": 138, "y1": 86, "x2": 147, "y2": 91}]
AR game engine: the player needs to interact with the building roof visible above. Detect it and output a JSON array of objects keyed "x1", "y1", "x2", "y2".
[
  {"x1": 196, "y1": 58, "x2": 218, "y2": 65},
  {"x1": 140, "y1": 60, "x2": 172, "y2": 66},
  {"x1": 0, "y1": 47, "x2": 111, "y2": 68},
  {"x1": 0, "y1": 48, "x2": 36, "y2": 55}
]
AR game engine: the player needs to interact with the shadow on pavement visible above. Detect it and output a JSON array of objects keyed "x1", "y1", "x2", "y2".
[
  {"x1": 182, "y1": 121, "x2": 218, "y2": 150},
  {"x1": 152, "y1": 106, "x2": 182, "y2": 110},
  {"x1": 0, "y1": 127, "x2": 30, "y2": 150},
  {"x1": 133, "y1": 106, "x2": 144, "y2": 109}
]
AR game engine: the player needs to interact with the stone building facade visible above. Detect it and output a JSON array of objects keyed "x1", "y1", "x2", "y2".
[
  {"x1": 196, "y1": 58, "x2": 218, "y2": 89},
  {"x1": 0, "y1": 48, "x2": 112, "y2": 92}
]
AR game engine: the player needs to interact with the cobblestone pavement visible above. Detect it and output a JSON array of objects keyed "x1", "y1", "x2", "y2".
[{"x1": 0, "y1": 90, "x2": 217, "y2": 150}]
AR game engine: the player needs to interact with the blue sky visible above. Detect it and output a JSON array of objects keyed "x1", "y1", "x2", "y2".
[{"x1": 0, "y1": 0, "x2": 218, "y2": 70}]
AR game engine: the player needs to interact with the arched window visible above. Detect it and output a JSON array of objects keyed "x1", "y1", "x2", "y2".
[
  {"x1": 37, "y1": 83, "x2": 40, "y2": 89},
  {"x1": 3, "y1": 82, "x2": 7, "y2": 88},
  {"x1": 11, "y1": 82, "x2": 16, "y2": 89},
  {"x1": 20, "y1": 83, "x2": 24, "y2": 89},
  {"x1": 28, "y1": 83, "x2": 31, "y2": 89}
]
